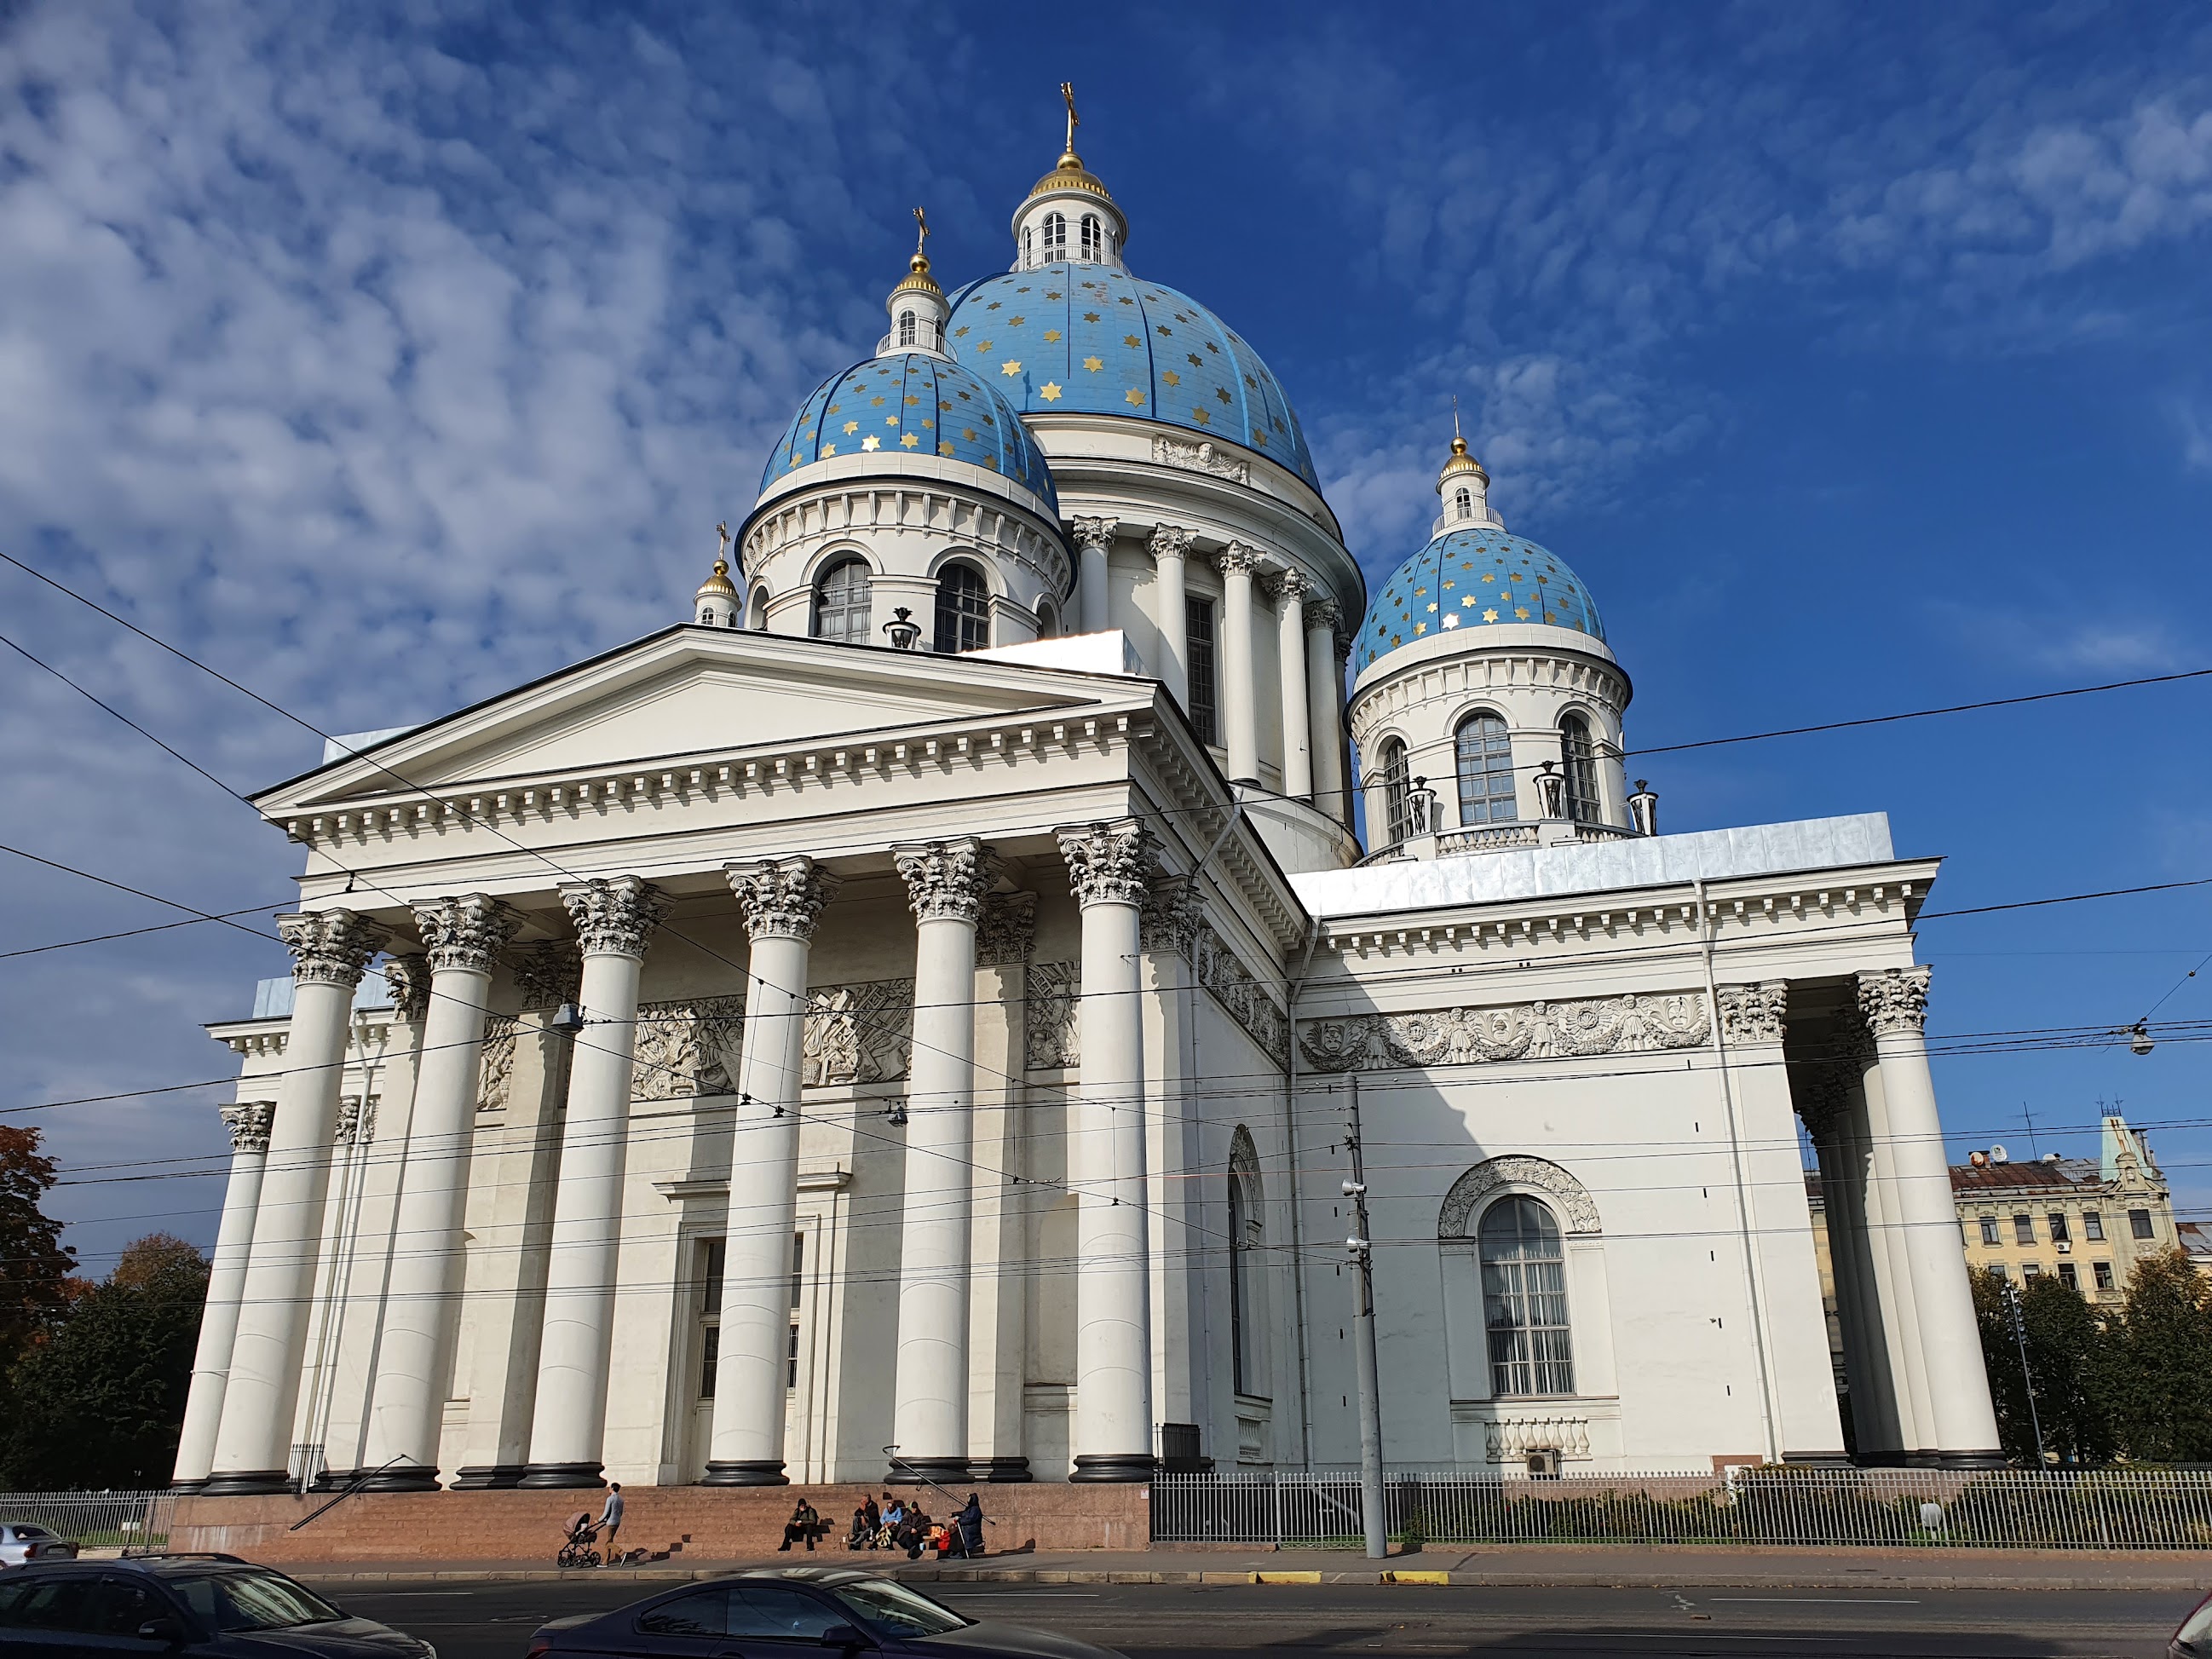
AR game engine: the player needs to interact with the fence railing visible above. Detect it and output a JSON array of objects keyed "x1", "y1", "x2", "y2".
[
  {"x1": 1149, "y1": 1467, "x2": 2212, "y2": 1551},
  {"x1": 0, "y1": 1491, "x2": 179, "y2": 1554}
]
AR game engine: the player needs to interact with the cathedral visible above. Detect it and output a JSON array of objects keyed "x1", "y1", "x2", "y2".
[{"x1": 177, "y1": 106, "x2": 2002, "y2": 1498}]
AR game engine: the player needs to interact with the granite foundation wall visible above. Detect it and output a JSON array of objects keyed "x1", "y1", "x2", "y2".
[{"x1": 172, "y1": 1483, "x2": 1152, "y2": 1564}]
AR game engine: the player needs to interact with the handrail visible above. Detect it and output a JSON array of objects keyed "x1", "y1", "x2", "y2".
[{"x1": 287, "y1": 1458, "x2": 418, "y2": 1532}]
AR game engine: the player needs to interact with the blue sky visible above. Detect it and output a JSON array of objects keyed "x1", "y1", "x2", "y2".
[{"x1": 3, "y1": 1, "x2": 2209, "y2": 1270}]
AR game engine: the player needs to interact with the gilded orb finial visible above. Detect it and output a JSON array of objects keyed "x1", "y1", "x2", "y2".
[{"x1": 1437, "y1": 404, "x2": 1489, "y2": 491}]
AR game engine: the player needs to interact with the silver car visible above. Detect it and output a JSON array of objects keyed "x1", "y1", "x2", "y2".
[{"x1": 0, "y1": 1526, "x2": 78, "y2": 1569}]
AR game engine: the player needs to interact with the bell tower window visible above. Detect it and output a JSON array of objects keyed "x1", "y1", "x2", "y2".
[
  {"x1": 1455, "y1": 487, "x2": 1472, "y2": 518},
  {"x1": 1559, "y1": 713, "x2": 1600, "y2": 824},
  {"x1": 933, "y1": 562, "x2": 991, "y2": 654},
  {"x1": 897, "y1": 310, "x2": 916, "y2": 347},
  {"x1": 1080, "y1": 214, "x2": 1102, "y2": 262},
  {"x1": 812, "y1": 557, "x2": 873, "y2": 645},
  {"x1": 1042, "y1": 211, "x2": 1066, "y2": 262}
]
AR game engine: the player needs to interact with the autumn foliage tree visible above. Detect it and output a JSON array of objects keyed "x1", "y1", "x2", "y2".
[{"x1": 0, "y1": 1126, "x2": 76, "y2": 1364}]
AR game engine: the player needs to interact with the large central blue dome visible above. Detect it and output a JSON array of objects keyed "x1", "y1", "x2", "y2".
[
  {"x1": 1352, "y1": 526, "x2": 1607, "y2": 677},
  {"x1": 942, "y1": 262, "x2": 1320, "y2": 491}
]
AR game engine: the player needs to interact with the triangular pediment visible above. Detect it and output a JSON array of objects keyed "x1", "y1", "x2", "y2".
[{"x1": 259, "y1": 627, "x2": 1139, "y2": 809}]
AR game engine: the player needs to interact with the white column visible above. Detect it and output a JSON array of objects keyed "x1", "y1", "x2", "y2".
[
  {"x1": 1217, "y1": 544, "x2": 1263, "y2": 782},
  {"x1": 1857, "y1": 967, "x2": 2004, "y2": 1464},
  {"x1": 1305, "y1": 599, "x2": 1347, "y2": 825},
  {"x1": 967, "y1": 893, "x2": 1035, "y2": 1481},
  {"x1": 1853, "y1": 1055, "x2": 1936, "y2": 1455},
  {"x1": 1276, "y1": 571, "x2": 1315, "y2": 801},
  {"x1": 172, "y1": 1103, "x2": 274, "y2": 1489},
  {"x1": 361, "y1": 895, "x2": 521, "y2": 1488},
  {"x1": 887, "y1": 838, "x2": 996, "y2": 1481},
  {"x1": 1073, "y1": 516, "x2": 1116, "y2": 635},
  {"x1": 1149, "y1": 525, "x2": 1193, "y2": 706},
  {"x1": 704, "y1": 855, "x2": 838, "y2": 1483},
  {"x1": 1057, "y1": 820, "x2": 1156, "y2": 1480},
  {"x1": 519, "y1": 877, "x2": 668, "y2": 1488},
  {"x1": 205, "y1": 909, "x2": 387, "y2": 1495}
]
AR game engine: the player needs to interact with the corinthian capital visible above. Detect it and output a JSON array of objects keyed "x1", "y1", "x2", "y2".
[
  {"x1": 412, "y1": 893, "x2": 525, "y2": 976},
  {"x1": 278, "y1": 908, "x2": 389, "y2": 988},
  {"x1": 1148, "y1": 524, "x2": 1194, "y2": 566},
  {"x1": 1140, "y1": 875, "x2": 1202, "y2": 958},
  {"x1": 1216, "y1": 540, "x2": 1265, "y2": 578},
  {"x1": 1304, "y1": 596, "x2": 1340, "y2": 634},
  {"x1": 1856, "y1": 965, "x2": 1931, "y2": 1039},
  {"x1": 220, "y1": 1102, "x2": 274, "y2": 1155},
  {"x1": 381, "y1": 953, "x2": 431, "y2": 1022},
  {"x1": 1717, "y1": 981, "x2": 1789, "y2": 1046},
  {"x1": 726, "y1": 856, "x2": 840, "y2": 943},
  {"x1": 1070, "y1": 516, "x2": 1118, "y2": 552},
  {"x1": 1276, "y1": 567, "x2": 1315, "y2": 609},
  {"x1": 892, "y1": 838, "x2": 999, "y2": 926},
  {"x1": 512, "y1": 940, "x2": 584, "y2": 1011},
  {"x1": 1056, "y1": 818, "x2": 1159, "y2": 908},
  {"x1": 559, "y1": 876, "x2": 671, "y2": 959},
  {"x1": 976, "y1": 891, "x2": 1038, "y2": 966}
]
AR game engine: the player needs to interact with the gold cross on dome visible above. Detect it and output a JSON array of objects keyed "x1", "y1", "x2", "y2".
[
  {"x1": 913, "y1": 205, "x2": 930, "y2": 259},
  {"x1": 1061, "y1": 82, "x2": 1080, "y2": 152},
  {"x1": 715, "y1": 521, "x2": 729, "y2": 561}
]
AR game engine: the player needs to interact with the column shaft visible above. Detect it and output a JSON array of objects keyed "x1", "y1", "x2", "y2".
[
  {"x1": 205, "y1": 909, "x2": 385, "y2": 1495},
  {"x1": 1150, "y1": 527, "x2": 1191, "y2": 706},
  {"x1": 1853, "y1": 1063, "x2": 1935, "y2": 1455},
  {"x1": 1276, "y1": 574, "x2": 1314, "y2": 800},
  {"x1": 1218, "y1": 547, "x2": 1260, "y2": 781},
  {"x1": 521, "y1": 878, "x2": 666, "y2": 1488},
  {"x1": 171, "y1": 1105, "x2": 272, "y2": 1488},
  {"x1": 1058, "y1": 821, "x2": 1155, "y2": 1481},
  {"x1": 1859, "y1": 969, "x2": 2003, "y2": 1463},
  {"x1": 1305, "y1": 604, "x2": 1347, "y2": 825},
  {"x1": 888, "y1": 839, "x2": 994, "y2": 1481},
  {"x1": 1074, "y1": 517, "x2": 1115, "y2": 634},
  {"x1": 705, "y1": 856, "x2": 838, "y2": 1484}
]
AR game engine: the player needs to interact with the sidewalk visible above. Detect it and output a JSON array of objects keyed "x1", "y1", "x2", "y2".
[{"x1": 292, "y1": 1543, "x2": 2212, "y2": 1593}]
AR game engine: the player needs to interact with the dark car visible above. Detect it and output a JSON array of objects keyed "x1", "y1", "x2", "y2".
[
  {"x1": 2174, "y1": 1587, "x2": 2212, "y2": 1659},
  {"x1": 527, "y1": 1567, "x2": 1120, "y2": 1659},
  {"x1": 0, "y1": 1554, "x2": 434, "y2": 1658}
]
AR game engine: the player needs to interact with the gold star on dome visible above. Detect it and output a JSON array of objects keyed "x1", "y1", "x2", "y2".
[
  {"x1": 1253, "y1": 431, "x2": 1267, "y2": 446},
  {"x1": 1216, "y1": 387, "x2": 1232, "y2": 404},
  {"x1": 843, "y1": 420, "x2": 858, "y2": 435},
  {"x1": 886, "y1": 415, "x2": 900, "y2": 426},
  {"x1": 938, "y1": 441, "x2": 954, "y2": 455},
  {"x1": 976, "y1": 340, "x2": 994, "y2": 352},
  {"x1": 904, "y1": 395, "x2": 919, "y2": 406},
  {"x1": 900, "y1": 433, "x2": 919, "y2": 448},
  {"x1": 1123, "y1": 334, "x2": 1140, "y2": 348},
  {"x1": 920, "y1": 418, "x2": 934, "y2": 429},
  {"x1": 1414, "y1": 622, "x2": 1428, "y2": 635},
  {"x1": 1460, "y1": 595, "x2": 1477, "y2": 608},
  {"x1": 1000, "y1": 360, "x2": 1022, "y2": 377},
  {"x1": 1044, "y1": 329, "x2": 1062, "y2": 343},
  {"x1": 1117, "y1": 296, "x2": 1134, "y2": 305},
  {"x1": 1010, "y1": 315, "x2": 1026, "y2": 325},
  {"x1": 963, "y1": 428, "x2": 977, "y2": 440},
  {"x1": 1207, "y1": 341, "x2": 1221, "y2": 354},
  {"x1": 1426, "y1": 602, "x2": 1437, "y2": 613},
  {"x1": 986, "y1": 302, "x2": 1001, "y2": 311},
  {"x1": 1162, "y1": 369, "x2": 1181, "y2": 387},
  {"x1": 1442, "y1": 613, "x2": 1460, "y2": 629},
  {"x1": 821, "y1": 442, "x2": 838, "y2": 456},
  {"x1": 1046, "y1": 290, "x2": 1062, "y2": 299},
  {"x1": 1514, "y1": 607, "x2": 1529, "y2": 619},
  {"x1": 953, "y1": 326, "x2": 970, "y2": 338},
  {"x1": 1481, "y1": 572, "x2": 1495, "y2": 583},
  {"x1": 1040, "y1": 382, "x2": 1063, "y2": 401},
  {"x1": 1083, "y1": 355, "x2": 1103, "y2": 372},
  {"x1": 1124, "y1": 387, "x2": 1146, "y2": 406},
  {"x1": 1083, "y1": 311, "x2": 1101, "y2": 322},
  {"x1": 827, "y1": 403, "x2": 842, "y2": 413},
  {"x1": 871, "y1": 395, "x2": 885, "y2": 406},
  {"x1": 1156, "y1": 325, "x2": 1172, "y2": 337},
  {"x1": 1483, "y1": 608, "x2": 1498, "y2": 622},
  {"x1": 1192, "y1": 406, "x2": 1211, "y2": 425},
  {"x1": 861, "y1": 435, "x2": 880, "y2": 452}
]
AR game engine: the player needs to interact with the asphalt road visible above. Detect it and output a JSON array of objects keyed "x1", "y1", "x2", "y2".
[{"x1": 314, "y1": 1575, "x2": 2200, "y2": 1659}]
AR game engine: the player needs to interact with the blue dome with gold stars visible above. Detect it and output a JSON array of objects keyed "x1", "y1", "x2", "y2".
[
  {"x1": 942, "y1": 262, "x2": 1320, "y2": 492},
  {"x1": 1351, "y1": 526, "x2": 1607, "y2": 677},
  {"x1": 759, "y1": 351, "x2": 1059, "y2": 509}
]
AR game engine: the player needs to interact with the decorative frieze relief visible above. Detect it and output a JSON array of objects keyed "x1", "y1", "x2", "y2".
[
  {"x1": 632, "y1": 994, "x2": 746, "y2": 1100},
  {"x1": 1152, "y1": 435, "x2": 1250, "y2": 484},
  {"x1": 476, "y1": 1015, "x2": 521, "y2": 1113},
  {"x1": 1299, "y1": 990, "x2": 1709, "y2": 1074},
  {"x1": 220, "y1": 1102, "x2": 274, "y2": 1155},
  {"x1": 512, "y1": 941, "x2": 583, "y2": 1012},
  {"x1": 976, "y1": 891, "x2": 1037, "y2": 967},
  {"x1": 1026, "y1": 961, "x2": 1081, "y2": 1071},
  {"x1": 803, "y1": 977, "x2": 915, "y2": 1086}
]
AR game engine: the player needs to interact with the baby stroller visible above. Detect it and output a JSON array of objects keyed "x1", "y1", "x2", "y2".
[{"x1": 556, "y1": 1511, "x2": 601, "y2": 1570}]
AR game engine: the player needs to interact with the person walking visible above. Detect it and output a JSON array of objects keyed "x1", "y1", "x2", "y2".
[
  {"x1": 953, "y1": 1493, "x2": 985, "y2": 1560},
  {"x1": 597, "y1": 1484, "x2": 625, "y2": 1564}
]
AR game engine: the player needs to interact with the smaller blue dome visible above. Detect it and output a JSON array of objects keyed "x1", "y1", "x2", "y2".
[
  {"x1": 759, "y1": 352, "x2": 1059, "y2": 510},
  {"x1": 1351, "y1": 526, "x2": 1607, "y2": 678}
]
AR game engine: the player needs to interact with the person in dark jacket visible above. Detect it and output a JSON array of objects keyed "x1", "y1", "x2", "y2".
[{"x1": 953, "y1": 1494, "x2": 985, "y2": 1559}]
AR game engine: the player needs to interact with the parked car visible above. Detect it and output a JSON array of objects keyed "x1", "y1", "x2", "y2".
[
  {"x1": 0, "y1": 1528, "x2": 77, "y2": 1570},
  {"x1": 527, "y1": 1567, "x2": 1120, "y2": 1659},
  {"x1": 0, "y1": 1554, "x2": 433, "y2": 1656},
  {"x1": 2174, "y1": 1587, "x2": 2212, "y2": 1659}
]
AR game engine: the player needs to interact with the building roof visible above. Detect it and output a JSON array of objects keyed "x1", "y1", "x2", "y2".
[
  {"x1": 1351, "y1": 527, "x2": 1606, "y2": 677},
  {"x1": 942, "y1": 262, "x2": 1320, "y2": 491},
  {"x1": 758, "y1": 350, "x2": 1058, "y2": 508},
  {"x1": 1950, "y1": 1156, "x2": 2100, "y2": 1195}
]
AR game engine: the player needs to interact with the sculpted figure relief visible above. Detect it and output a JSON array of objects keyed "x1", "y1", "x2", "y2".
[{"x1": 1300, "y1": 990, "x2": 1709, "y2": 1073}]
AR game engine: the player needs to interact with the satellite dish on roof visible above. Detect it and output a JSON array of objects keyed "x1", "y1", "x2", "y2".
[
  {"x1": 2043, "y1": 1151, "x2": 2062, "y2": 1162},
  {"x1": 1990, "y1": 1144, "x2": 2009, "y2": 1163}
]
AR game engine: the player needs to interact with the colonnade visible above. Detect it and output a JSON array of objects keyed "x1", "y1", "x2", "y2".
[
  {"x1": 182, "y1": 819, "x2": 1173, "y2": 1493},
  {"x1": 1800, "y1": 967, "x2": 2003, "y2": 1466}
]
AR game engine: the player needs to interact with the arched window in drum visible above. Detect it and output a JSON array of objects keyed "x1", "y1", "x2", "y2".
[
  {"x1": 1479, "y1": 1196, "x2": 1574, "y2": 1397},
  {"x1": 812, "y1": 557, "x2": 873, "y2": 645},
  {"x1": 933, "y1": 561, "x2": 991, "y2": 654},
  {"x1": 1559, "y1": 713, "x2": 1600, "y2": 824},
  {"x1": 1455, "y1": 712, "x2": 1516, "y2": 827}
]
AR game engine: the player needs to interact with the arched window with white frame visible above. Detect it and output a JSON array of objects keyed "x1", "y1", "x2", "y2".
[
  {"x1": 1559, "y1": 713, "x2": 1600, "y2": 824},
  {"x1": 1080, "y1": 214, "x2": 1102, "y2": 262},
  {"x1": 812, "y1": 556, "x2": 873, "y2": 645},
  {"x1": 1455, "y1": 487, "x2": 1472, "y2": 518},
  {"x1": 1022, "y1": 226, "x2": 1034, "y2": 268},
  {"x1": 897, "y1": 310, "x2": 916, "y2": 347},
  {"x1": 1480, "y1": 1195, "x2": 1574, "y2": 1397},
  {"x1": 1455, "y1": 711, "x2": 1516, "y2": 827},
  {"x1": 1375, "y1": 737, "x2": 1414, "y2": 846},
  {"x1": 1042, "y1": 211, "x2": 1066, "y2": 262},
  {"x1": 1228, "y1": 1130, "x2": 1269, "y2": 1400},
  {"x1": 932, "y1": 560, "x2": 991, "y2": 654}
]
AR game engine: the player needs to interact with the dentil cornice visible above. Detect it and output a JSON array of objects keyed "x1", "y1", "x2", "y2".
[
  {"x1": 726, "y1": 856, "x2": 840, "y2": 943},
  {"x1": 1057, "y1": 817, "x2": 1160, "y2": 908},
  {"x1": 278, "y1": 908, "x2": 390, "y2": 988},
  {"x1": 891, "y1": 838, "x2": 999, "y2": 926},
  {"x1": 412, "y1": 893, "x2": 525, "y2": 976},
  {"x1": 558, "y1": 876, "x2": 671, "y2": 959}
]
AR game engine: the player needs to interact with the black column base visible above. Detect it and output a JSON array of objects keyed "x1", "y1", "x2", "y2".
[
  {"x1": 357, "y1": 1465, "x2": 443, "y2": 1492},
  {"x1": 169, "y1": 1478, "x2": 209, "y2": 1495},
  {"x1": 981, "y1": 1457, "x2": 1033, "y2": 1483},
  {"x1": 1781, "y1": 1449, "x2": 1854, "y2": 1466},
  {"x1": 449, "y1": 1465, "x2": 530, "y2": 1490},
  {"x1": 1933, "y1": 1448, "x2": 2011, "y2": 1469},
  {"x1": 517, "y1": 1461, "x2": 606, "y2": 1489},
  {"x1": 888, "y1": 1456, "x2": 971, "y2": 1485},
  {"x1": 1852, "y1": 1449, "x2": 1910, "y2": 1467},
  {"x1": 1069, "y1": 1453, "x2": 1155, "y2": 1483},
  {"x1": 199, "y1": 1469, "x2": 293, "y2": 1497},
  {"x1": 698, "y1": 1460, "x2": 788, "y2": 1487},
  {"x1": 307, "y1": 1467, "x2": 359, "y2": 1494}
]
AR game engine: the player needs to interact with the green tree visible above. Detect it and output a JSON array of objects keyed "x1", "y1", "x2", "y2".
[
  {"x1": 0, "y1": 1126, "x2": 76, "y2": 1365},
  {"x1": 2109, "y1": 1247, "x2": 2212, "y2": 1464},
  {"x1": 1971, "y1": 1266, "x2": 2038, "y2": 1462},
  {"x1": 0, "y1": 1234, "x2": 209, "y2": 1489},
  {"x1": 2015, "y1": 1274, "x2": 2116, "y2": 1465}
]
